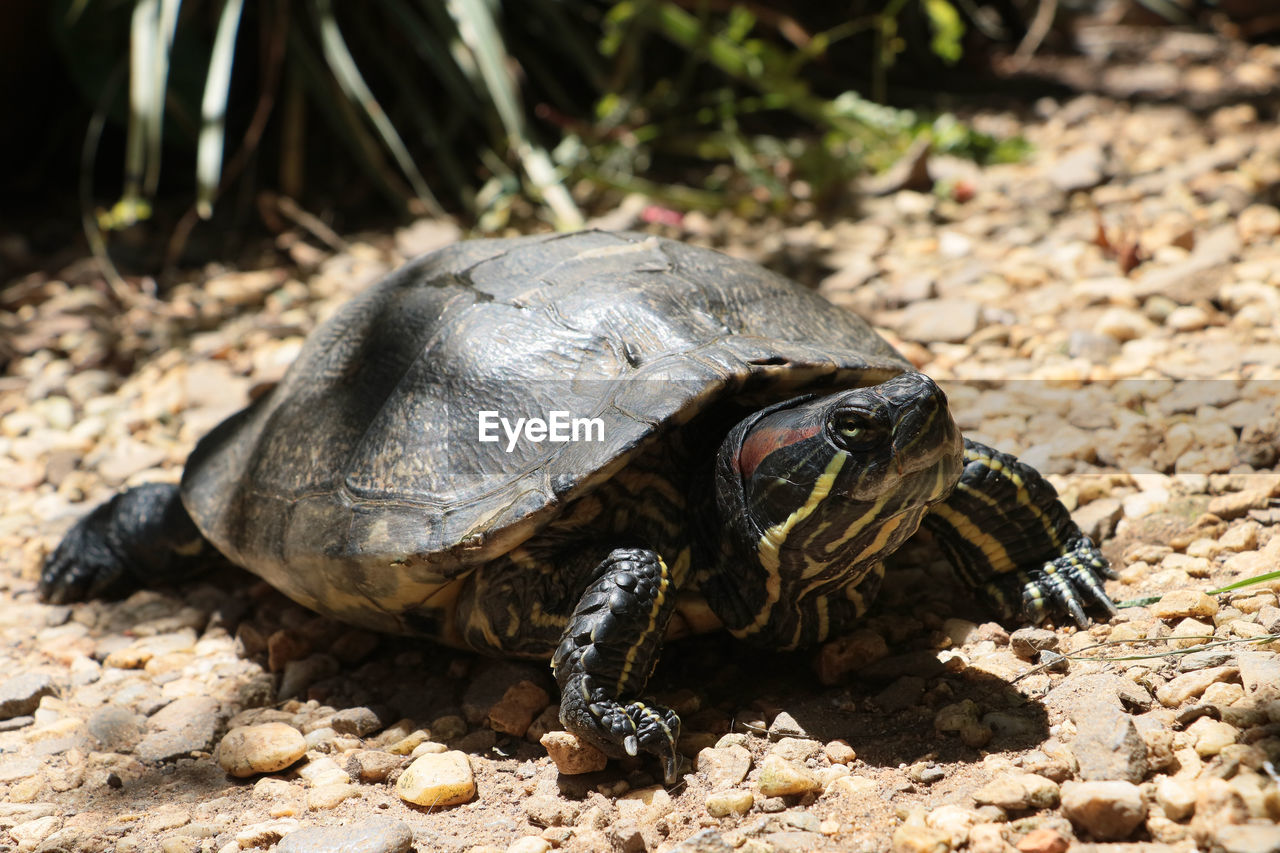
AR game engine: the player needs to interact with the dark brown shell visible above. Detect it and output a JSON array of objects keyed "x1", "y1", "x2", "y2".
[{"x1": 180, "y1": 230, "x2": 910, "y2": 621}]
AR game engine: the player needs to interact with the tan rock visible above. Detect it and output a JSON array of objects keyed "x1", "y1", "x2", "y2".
[
  {"x1": 306, "y1": 782, "x2": 360, "y2": 810},
  {"x1": 756, "y1": 754, "x2": 820, "y2": 797},
  {"x1": 825, "y1": 739, "x2": 856, "y2": 766},
  {"x1": 892, "y1": 824, "x2": 951, "y2": 853},
  {"x1": 1016, "y1": 828, "x2": 1069, "y2": 853},
  {"x1": 1151, "y1": 590, "x2": 1219, "y2": 621},
  {"x1": 1061, "y1": 780, "x2": 1146, "y2": 840},
  {"x1": 696, "y1": 744, "x2": 752, "y2": 788},
  {"x1": 1187, "y1": 717, "x2": 1238, "y2": 757},
  {"x1": 487, "y1": 680, "x2": 551, "y2": 737},
  {"x1": 1156, "y1": 777, "x2": 1197, "y2": 821},
  {"x1": 1156, "y1": 666, "x2": 1239, "y2": 707},
  {"x1": 539, "y1": 731, "x2": 608, "y2": 775},
  {"x1": 217, "y1": 723, "x2": 307, "y2": 778},
  {"x1": 395, "y1": 750, "x2": 475, "y2": 807},
  {"x1": 705, "y1": 789, "x2": 753, "y2": 817},
  {"x1": 506, "y1": 836, "x2": 552, "y2": 853}
]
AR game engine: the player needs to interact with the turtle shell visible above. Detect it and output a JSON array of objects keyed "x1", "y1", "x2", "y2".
[{"x1": 181, "y1": 230, "x2": 912, "y2": 630}]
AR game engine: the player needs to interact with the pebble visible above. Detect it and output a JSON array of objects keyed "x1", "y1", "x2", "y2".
[
  {"x1": 1066, "y1": 703, "x2": 1147, "y2": 783},
  {"x1": 306, "y1": 782, "x2": 361, "y2": 810},
  {"x1": 487, "y1": 680, "x2": 551, "y2": 737},
  {"x1": 891, "y1": 824, "x2": 952, "y2": 853},
  {"x1": 8, "y1": 815, "x2": 62, "y2": 849},
  {"x1": 1156, "y1": 665, "x2": 1239, "y2": 707},
  {"x1": 1060, "y1": 780, "x2": 1146, "y2": 840},
  {"x1": 524, "y1": 793, "x2": 580, "y2": 827},
  {"x1": 756, "y1": 754, "x2": 821, "y2": 797},
  {"x1": 296, "y1": 754, "x2": 350, "y2": 787},
  {"x1": 345, "y1": 749, "x2": 405, "y2": 783},
  {"x1": 705, "y1": 790, "x2": 754, "y2": 817},
  {"x1": 330, "y1": 706, "x2": 383, "y2": 737},
  {"x1": 769, "y1": 737, "x2": 823, "y2": 762},
  {"x1": 1048, "y1": 144, "x2": 1108, "y2": 192},
  {"x1": 972, "y1": 773, "x2": 1060, "y2": 810},
  {"x1": 875, "y1": 675, "x2": 927, "y2": 713},
  {"x1": 968, "y1": 824, "x2": 1008, "y2": 853},
  {"x1": 697, "y1": 744, "x2": 752, "y2": 788},
  {"x1": 86, "y1": 704, "x2": 143, "y2": 751},
  {"x1": 395, "y1": 750, "x2": 475, "y2": 807},
  {"x1": 218, "y1": 723, "x2": 307, "y2": 777},
  {"x1": 539, "y1": 731, "x2": 608, "y2": 775},
  {"x1": 767, "y1": 711, "x2": 808, "y2": 740},
  {"x1": 138, "y1": 696, "x2": 222, "y2": 763},
  {"x1": 1179, "y1": 649, "x2": 1236, "y2": 672},
  {"x1": 1213, "y1": 824, "x2": 1280, "y2": 853},
  {"x1": 1151, "y1": 589, "x2": 1220, "y2": 620},
  {"x1": 815, "y1": 628, "x2": 888, "y2": 684},
  {"x1": 236, "y1": 819, "x2": 301, "y2": 849},
  {"x1": 1095, "y1": 307, "x2": 1154, "y2": 342},
  {"x1": 275, "y1": 818, "x2": 413, "y2": 853},
  {"x1": 1016, "y1": 828, "x2": 1069, "y2": 853},
  {"x1": 1187, "y1": 716, "x2": 1239, "y2": 756},
  {"x1": 923, "y1": 805, "x2": 976, "y2": 847},
  {"x1": 1156, "y1": 777, "x2": 1197, "y2": 820},
  {"x1": 824, "y1": 739, "x2": 856, "y2": 765},
  {"x1": 1209, "y1": 489, "x2": 1272, "y2": 520},
  {"x1": 507, "y1": 837, "x2": 552, "y2": 853},
  {"x1": 934, "y1": 700, "x2": 992, "y2": 748},
  {"x1": 897, "y1": 299, "x2": 982, "y2": 343},
  {"x1": 1238, "y1": 651, "x2": 1280, "y2": 696},
  {"x1": 1009, "y1": 628, "x2": 1058, "y2": 661},
  {"x1": 0, "y1": 673, "x2": 58, "y2": 719}
]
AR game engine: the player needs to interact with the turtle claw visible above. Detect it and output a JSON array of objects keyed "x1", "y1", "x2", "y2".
[
  {"x1": 988, "y1": 537, "x2": 1116, "y2": 627},
  {"x1": 557, "y1": 685, "x2": 683, "y2": 783}
]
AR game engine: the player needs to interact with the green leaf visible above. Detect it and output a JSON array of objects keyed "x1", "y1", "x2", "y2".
[
  {"x1": 922, "y1": 0, "x2": 964, "y2": 65},
  {"x1": 311, "y1": 0, "x2": 444, "y2": 216},
  {"x1": 444, "y1": 0, "x2": 582, "y2": 228},
  {"x1": 196, "y1": 0, "x2": 245, "y2": 219}
]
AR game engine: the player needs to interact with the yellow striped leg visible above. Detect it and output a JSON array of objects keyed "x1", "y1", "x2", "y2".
[
  {"x1": 923, "y1": 439, "x2": 1117, "y2": 626},
  {"x1": 552, "y1": 548, "x2": 682, "y2": 783}
]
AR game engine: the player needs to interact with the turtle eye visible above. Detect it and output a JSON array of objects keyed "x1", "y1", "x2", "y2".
[{"x1": 829, "y1": 413, "x2": 886, "y2": 449}]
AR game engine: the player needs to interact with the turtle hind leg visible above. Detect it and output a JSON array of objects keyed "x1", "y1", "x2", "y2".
[
  {"x1": 923, "y1": 439, "x2": 1118, "y2": 627},
  {"x1": 40, "y1": 483, "x2": 219, "y2": 604},
  {"x1": 552, "y1": 547, "x2": 683, "y2": 784}
]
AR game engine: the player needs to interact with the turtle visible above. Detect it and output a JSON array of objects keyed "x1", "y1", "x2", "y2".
[{"x1": 41, "y1": 229, "x2": 1116, "y2": 784}]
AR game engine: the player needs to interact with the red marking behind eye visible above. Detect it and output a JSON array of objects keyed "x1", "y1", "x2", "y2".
[{"x1": 735, "y1": 423, "x2": 822, "y2": 479}]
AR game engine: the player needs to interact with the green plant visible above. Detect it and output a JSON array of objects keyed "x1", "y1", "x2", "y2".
[{"x1": 54, "y1": 0, "x2": 1025, "y2": 259}]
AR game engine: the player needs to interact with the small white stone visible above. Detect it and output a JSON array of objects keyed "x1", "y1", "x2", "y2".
[
  {"x1": 705, "y1": 789, "x2": 754, "y2": 817},
  {"x1": 1061, "y1": 780, "x2": 1146, "y2": 841},
  {"x1": 395, "y1": 750, "x2": 475, "y2": 807},
  {"x1": 506, "y1": 836, "x2": 553, "y2": 853},
  {"x1": 1187, "y1": 717, "x2": 1238, "y2": 757},
  {"x1": 217, "y1": 724, "x2": 307, "y2": 778},
  {"x1": 1155, "y1": 777, "x2": 1196, "y2": 820},
  {"x1": 539, "y1": 731, "x2": 608, "y2": 775}
]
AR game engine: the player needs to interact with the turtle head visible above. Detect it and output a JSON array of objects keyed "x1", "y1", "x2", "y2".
[{"x1": 712, "y1": 373, "x2": 964, "y2": 644}]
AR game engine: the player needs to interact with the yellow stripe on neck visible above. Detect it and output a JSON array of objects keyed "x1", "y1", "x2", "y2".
[{"x1": 742, "y1": 450, "x2": 849, "y2": 636}]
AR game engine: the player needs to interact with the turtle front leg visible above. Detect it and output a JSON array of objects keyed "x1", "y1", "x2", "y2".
[
  {"x1": 923, "y1": 439, "x2": 1118, "y2": 627},
  {"x1": 552, "y1": 547, "x2": 683, "y2": 784},
  {"x1": 41, "y1": 483, "x2": 219, "y2": 604}
]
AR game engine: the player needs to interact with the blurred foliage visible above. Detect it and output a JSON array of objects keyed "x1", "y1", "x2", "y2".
[{"x1": 52, "y1": 0, "x2": 1029, "y2": 243}]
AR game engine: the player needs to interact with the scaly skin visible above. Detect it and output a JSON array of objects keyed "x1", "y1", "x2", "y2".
[{"x1": 551, "y1": 548, "x2": 682, "y2": 783}]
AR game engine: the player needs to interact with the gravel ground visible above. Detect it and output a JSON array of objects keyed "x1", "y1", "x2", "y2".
[{"x1": 5, "y1": 41, "x2": 1280, "y2": 853}]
